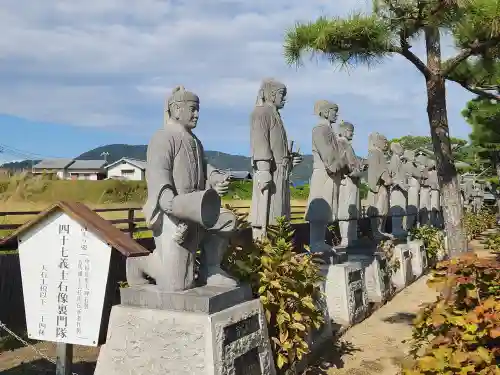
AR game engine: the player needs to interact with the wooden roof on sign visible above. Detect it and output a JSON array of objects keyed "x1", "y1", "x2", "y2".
[{"x1": 0, "y1": 201, "x2": 150, "y2": 257}]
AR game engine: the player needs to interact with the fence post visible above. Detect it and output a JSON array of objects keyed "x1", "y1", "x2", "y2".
[{"x1": 127, "y1": 209, "x2": 135, "y2": 237}]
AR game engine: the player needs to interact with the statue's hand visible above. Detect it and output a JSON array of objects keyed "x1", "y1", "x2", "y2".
[
  {"x1": 214, "y1": 179, "x2": 230, "y2": 196},
  {"x1": 292, "y1": 154, "x2": 303, "y2": 168},
  {"x1": 255, "y1": 170, "x2": 272, "y2": 192}
]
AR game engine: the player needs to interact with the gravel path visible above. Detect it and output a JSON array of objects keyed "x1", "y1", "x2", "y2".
[{"x1": 324, "y1": 274, "x2": 438, "y2": 375}]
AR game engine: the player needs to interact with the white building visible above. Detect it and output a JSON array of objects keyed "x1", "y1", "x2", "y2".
[
  {"x1": 32, "y1": 159, "x2": 75, "y2": 179},
  {"x1": 105, "y1": 158, "x2": 146, "y2": 181}
]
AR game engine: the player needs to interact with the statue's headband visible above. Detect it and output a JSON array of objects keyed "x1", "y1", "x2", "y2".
[{"x1": 166, "y1": 85, "x2": 199, "y2": 107}]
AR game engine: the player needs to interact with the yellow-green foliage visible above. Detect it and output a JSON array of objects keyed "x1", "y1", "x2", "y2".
[
  {"x1": 224, "y1": 211, "x2": 325, "y2": 374},
  {"x1": 464, "y1": 209, "x2": 497, "y2": 239},
  {"x1": 403, "y1": 254, "x2": 500, "y2": 375},
  {"x1": 410, "y1": 226, "x2": 446, "y2": 266}
]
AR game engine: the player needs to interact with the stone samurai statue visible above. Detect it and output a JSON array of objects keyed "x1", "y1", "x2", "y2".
[
  {"x1": 388, "y1": 142, "x2": 408, "y2": 238},
  {"x1": 403, "y1": 150, "x2": 421, "y2": 231},
  {"x1": 305, "y1": 100, "x2": 346, "y2": 252},
  {"x1": 249, "y1": 78, "x2": 302, "y2": 240},
  {"x1": 366, "y1": 132, "x2": 393, "y2": 240},
  {"x1": 126, "y1": 86, "x2": 239, "y2": 291},
  {"x1": 337, "y1": 121, "x2": 365, "y2": 247}
]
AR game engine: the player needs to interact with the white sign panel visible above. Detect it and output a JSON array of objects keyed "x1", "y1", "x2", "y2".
[{"x1": 18, "y1": 211, "x2": 112, "y2": 346}]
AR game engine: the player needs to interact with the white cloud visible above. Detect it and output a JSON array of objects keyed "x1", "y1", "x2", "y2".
[{"x1": 0, "y1": 0, "x2": 475, "y2": 155}]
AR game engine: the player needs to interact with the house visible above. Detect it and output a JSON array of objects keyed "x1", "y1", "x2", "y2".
[
  {"x1": 67, "y1": 160, "x2": 107, "y2": 180},
  {"x1": 224, "y1": 170, "x2": 252, "y2": 180},
  {"x1": 105, "y1": 157, "x2": 146, "y2": 181},
  {"x1": 32, "y1": 158, "x2": 74, "y2": 179},
  {"x1": 32, "y1": 159, "x2": 107, "y2": 180}
]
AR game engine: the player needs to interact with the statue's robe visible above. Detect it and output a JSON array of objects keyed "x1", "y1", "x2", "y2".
[
  {"x1": 250, "y1": 104, "x2": 291, "y2": 227},
  {"x1": 389, "y1": 154, "x2": 407, "y2": 236},
  {"x1": 305, "y1": 120, "x2": 344, "y2": 223},
  {"x1": 367, "y1": 148, "x2": 390, "y2": 218},
  {"x1": 404, "y1": 161, "x2": 421, "y2": 230},
  {"x1": 337, "y1": 137, "x2": 361, "y2": 245}
]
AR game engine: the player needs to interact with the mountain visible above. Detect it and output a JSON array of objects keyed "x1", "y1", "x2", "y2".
[{"x1": 2, "y1": 144, "x2": 313, "y2": 183}]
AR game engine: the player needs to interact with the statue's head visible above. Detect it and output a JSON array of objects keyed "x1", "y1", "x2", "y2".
[
  {"x1": 314, "y1": 100, "x2": 338, "y2": 124},
  {"x1": 256, "y1": 78, "x2": 287, "y2": 109},
  {"x1": 403, "y1": 149, "x2": 415, "y2": 162},
  {"x1": 368, "y1": 132, "x2": 389, "y2": 152},
  {"x1": 166, "y1": 85, "x2": 200, "y2": 129},
  {"x1": 390, "y1": 142, "x2": 404, "y2": 156},
  {"x1": 339, "y1": 121, "x2": 354, "y2": 141},
  {"x1": 416, "y1": 154, "x2": 428, "y2": 167}
]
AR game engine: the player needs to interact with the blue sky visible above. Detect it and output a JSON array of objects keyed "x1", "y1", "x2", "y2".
[{"x1": 0, "y1": 0, "x2": 476, "y2": 164}]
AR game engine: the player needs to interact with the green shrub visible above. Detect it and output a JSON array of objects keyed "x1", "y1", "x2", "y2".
[
  {"x1": 403, "y1": 254, "x2": 500, "y2": 375},
  {"x1": 410, "y1": 225, "x2": 446, "y2": 266},
  {"x1": 223, "y1": 211, "x2": 325, "y2": 374},
  {"x1": 102, "y1": 180, "x2": 147, "y2": 203},
  {"x1": 464, "y1": 210, "x2": 497, "y2": 240},
  {"x1": 484, "y1": 232, "x2": 500, "y2": 255}
]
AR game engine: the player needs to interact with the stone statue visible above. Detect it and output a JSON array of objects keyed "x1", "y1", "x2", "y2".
[
  {"x1": 305, "y1": 100, "x2": 346, "y2": 252},
  {"x1": 250, "y1": 78, "x2": 302, "y2": 240},
  {"x1": 463, "y1": 178, "x2": 475, "y2": 211},
  {"x1": 388, "y1": 142, "x2": 408, "y2": 238},
  {"x1": 402, "y1": 150, "x2": 421, "y2": 231},
  {"x1": 336, "y1": 121, "x2": 365, "y2": 247},
  {"x1": 126, "y1": 86, "x2": 239, "y2": 292},
  {"x1": 416, "y1": 154, "x2": 431, "y2": 226},
  {"x1": 427, "y1": 159, "x2": 441, "y2": 227},
  {"x1": 472, "y1": 181, "x2": 484, "y2": 213},
  {"x1": 366, "y1": 132, "x2": 393, "y2": 240}
]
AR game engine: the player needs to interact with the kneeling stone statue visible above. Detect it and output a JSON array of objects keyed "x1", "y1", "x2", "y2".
[{"x1": 127, "y1": 86, "x2": 239, "y2": 292}]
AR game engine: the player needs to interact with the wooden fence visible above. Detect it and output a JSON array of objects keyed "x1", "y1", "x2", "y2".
[{"x1": 0, "y1": 203, "x2": 309, "y2": 238}]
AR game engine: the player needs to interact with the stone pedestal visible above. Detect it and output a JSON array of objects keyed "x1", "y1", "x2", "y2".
[
  {"x1": 94, "y1": 285, "x2": 275, "y2": 375},
  {"x1": 323, "y1": 262, "x2": 369, "y2": 326},
  {"x1": 348, "y1": 252, "x2": 391, "y2": 303},
  {"x1": 392, "y1": 244, "x2": 413, "y2": 290},
  {"x1": 407, "y1": 240, "x2": 427, "y2": 278}
]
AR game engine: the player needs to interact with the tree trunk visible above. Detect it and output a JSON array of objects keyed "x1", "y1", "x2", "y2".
[{"x1": 425, "y1": 27, "x2": 468, "y2": 257}]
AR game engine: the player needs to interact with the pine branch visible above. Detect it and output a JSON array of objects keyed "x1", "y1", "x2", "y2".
[
  {"x1": 443, "y1": 37, "x2": 500, "y2": 77},
  {"x1": 396, "y1": 33, "x2": 432, "y2": 79},
  {"x1": 449, "y1": 77, "x2": 500, "y2": 101}
]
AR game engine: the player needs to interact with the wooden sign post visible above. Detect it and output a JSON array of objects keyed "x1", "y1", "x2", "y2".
[{"x1": 0, "y1": 201, "x2": 150, "y2": 374}]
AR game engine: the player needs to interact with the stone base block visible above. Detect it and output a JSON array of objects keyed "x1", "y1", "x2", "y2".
[
  {"x1": 322, "y1": 263, "x2": 369, "y2": 326},
  {"x1": 407, "y1": 240, "x2": 427, "y2": 278},
  {"x1": 392, "y1": 244, "x2": 413, "y2": 290},
  {"x1": 348, "y1": 252, "x2": 391, "y2": 303},
  {"x1": 94, "y1": 298, "x2": 275, "y2": 375},
  {"x1": 120, "y1": 284, "x2": 253, "y2": 314}
]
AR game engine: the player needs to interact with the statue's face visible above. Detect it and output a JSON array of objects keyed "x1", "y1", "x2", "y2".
[
  {"x1": 274, "y1": 88, "x2": 287, "y2": 109},
  {"x1": 171, "y1": 101, "x2": 199, "y2": 129},
  {"x1": 343, "y1": 127, "x2": 354, "y2": 141},
  {"x1": 382, "y1": 138, "x2": 389, "y2": 151},
  {"x1": 327, "y1": 107, "x2": 338, "y2": 123}
]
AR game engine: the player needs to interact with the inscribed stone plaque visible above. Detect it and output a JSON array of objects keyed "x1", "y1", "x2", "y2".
[
  {"x1": 353, "y1": 289, "x2": 363, "y2": 310},
  {"x1": 234, "y1": 347, "x2": 262, "y2": 375},
  {"x1": 224, "y1": 314, "x2": 260, "y2": 346},
  {"x1": 18, "y1": 211, "x2": 111, "y2": 346}
]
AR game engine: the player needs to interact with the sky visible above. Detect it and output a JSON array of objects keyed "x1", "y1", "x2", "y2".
[{"x1": 0, "y1": 0, "x2": 476, "y2": 163}]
